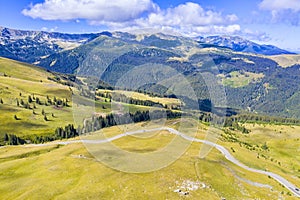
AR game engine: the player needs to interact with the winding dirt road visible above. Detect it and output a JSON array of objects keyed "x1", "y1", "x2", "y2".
[{"x1": 26, "y1": 127, "x2": 300, "y2": 197}]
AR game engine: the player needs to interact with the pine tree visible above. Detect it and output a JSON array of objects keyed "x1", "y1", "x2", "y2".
[
  {"x1": 16, "y1": 99, "x2": 19, "y2": 106},
  {"x1": 42, "y1": 109, "x2": 45, "y2": 115},
  {"x1": 44, "y1": 115, "x2": 48, "y2": 121},
  {"x1": 4, "y1": 133, "x2": 8, "y2": 142},
  {"x1": 0, "y1": 98, "x2": 3, "y2": 104},
  {"x1": 14, "y1": 115, "x2": 18, "y2": 120},
  {"x1": 28, "y1": 95, "x2": 33, "y2": 103}
]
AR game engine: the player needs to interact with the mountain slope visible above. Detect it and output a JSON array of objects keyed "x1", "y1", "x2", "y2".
[
  {"x1": 36, "y1": 32, "x2": 300, "y2": 118},
  {"x1": 0, "y1": 26, "x2": 111, "y2": 63},
  {"x1": 0, "y1": 56, "x2": 78, "y2": 139},
  {"x1": 1, "y1": 27, "x2": 300, "y2": 118},
  {"x1": 198, "y1": 36, "x2": 294, "y2": 55}
]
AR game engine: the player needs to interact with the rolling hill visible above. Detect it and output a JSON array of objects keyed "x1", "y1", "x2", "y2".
[
  {"x1": 0, "y1": 29, "x2": 300, "y2": 200},
  {"x1": 1, "y1": 28, "x2": 300, "y2": 118},
  {"x1": 0, "y1": 56, "x2": 183, "y2": 144},
  {"x1": 35, "y1": 32, "x2": 300, "y2": 118}
]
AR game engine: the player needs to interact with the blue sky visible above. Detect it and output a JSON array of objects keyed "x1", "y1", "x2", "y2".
[{"x1": 1, "y1": 0, "x2": 300, "y2": 51}]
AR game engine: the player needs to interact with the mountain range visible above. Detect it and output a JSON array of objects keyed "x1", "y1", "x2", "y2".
[
  {"x1": 198, "y1": 35, "x2": 294, "y2": 55},
  {"x1": 0, "y1": 26, "x2": 111, "y2": 63},
  {"x1": 1, "y1": 26, "x2": 300, "y2": 118}
]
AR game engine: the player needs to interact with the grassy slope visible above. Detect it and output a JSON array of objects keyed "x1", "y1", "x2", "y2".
[
  {"x1": 218, "y1": 71, "x2": 264, "y2": 88},
  {"x1": 108, "y1": 89, "x2": 181, "y2": 107},
  {"x1": 0, "y1": 57, "x2": 299, "y2": 199},
  {"x1": 0, "y1": 120, "x2": 299, "y2": 199},
  {"x1": 221, "y1": 124, "x2": 300, "y2": 189},
  {"x1": 0, "y1": 57, "x2": 162, "y2": 140},
  {"x1": 0, "y1": 57, "x2": 75, "y2": 137},
  {"x1": 267, "y1": 54, "x2": 300, "y2": 68}
]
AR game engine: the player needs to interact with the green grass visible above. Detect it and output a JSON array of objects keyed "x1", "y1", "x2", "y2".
[
  {"x1": 0, "y1": 57, "x2": 76, "y2": 137},
  {"x1": 0, "y1": 57, "x2": 183, "y2": 140},
  {"x1": 218, "y1": 71, "x2": 264, "y2": 88},
  {"x1": 0, "y1": 57, "x2": 299, "y2": 199},
  {"x1": 0, "y1": 57, "x2": 52, "y2": 82},
  {"x1": 0, "y1": 121, "x2": 298, "y2": 199},
  {"x1": 225, "y1": 124, "x2": 300, "y2": 182},
  {"x1": 98, "y1": 89, "x2": 181, "y2": 107}
]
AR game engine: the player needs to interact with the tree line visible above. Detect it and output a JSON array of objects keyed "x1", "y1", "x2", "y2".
[
  {"x1": 96, "y1": 91, "x2": 180, "y2": 110},
  {"x1": 1, "y1": 110, "x2": 181, "y2": 146}
]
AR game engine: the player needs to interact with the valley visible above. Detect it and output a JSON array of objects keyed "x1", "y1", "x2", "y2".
[{"x1": 0, "y1": 26, "x2": 300, "y2": 199}]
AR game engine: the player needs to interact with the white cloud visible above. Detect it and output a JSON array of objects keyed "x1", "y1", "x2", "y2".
[
  {"x1": 241, "y1": 29, "x2": 271, "y2": 42},
  {"x1": 23, "y1": 1, "x2": 241, "y2": 35},
  {"x1": 137, "y1": 2, "x2": 238, "y2": 27},
  {"x1": 259, "y1": 0, "x2": 300, "y2": 25},
  {"x1": 259, "y1": 0, "x2": 300, "y2": 12},
  {"x1": 109, "y1": 2, "x2": 240, "y2": 36},
  {"x1": 22, "y1": 0, "x2": 158, "y2": 22},
  {"x1": 41, "y1": 26, "x2": 58, "y2": 32}
]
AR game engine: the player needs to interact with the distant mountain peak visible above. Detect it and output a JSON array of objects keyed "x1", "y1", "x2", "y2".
[
  {"x1": 0, "y1": 26, "x2": 114, "y2": 63},
  {"x1": 0, "y1": 26, "x2": 295, "y2": 66},
  {"x1": 198, "y1": 35, "x2": 294, "y2": 55}
]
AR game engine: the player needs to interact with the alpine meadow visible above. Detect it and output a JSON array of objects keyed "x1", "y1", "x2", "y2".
[{"x1": 1, "y1": 0, "x2": 300, "y2": 199}]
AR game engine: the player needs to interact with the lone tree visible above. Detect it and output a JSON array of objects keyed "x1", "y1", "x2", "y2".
[
  {"x1": 35, "y1": 97, "x2": 40, "y2": 104},
  {"x1": 44, "y1": 115, "x2": 48, "y2": 121},
  {"x1": 28, "y1": 95, "x2": 33, "y2": 103},
  {"x1": 0, "y1": 98, "x2": 3, "y2": 104},
  {"x1": 261, "y1": 142, "x2": 269, "y2": 150},
  {"x1": 41, "y1": 109, "x2": 45, "y2": 115}
]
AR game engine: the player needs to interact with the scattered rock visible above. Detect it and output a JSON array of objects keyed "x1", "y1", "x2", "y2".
[{"x1": 173, "y1": 180, "x2": 206, "y2": 196}]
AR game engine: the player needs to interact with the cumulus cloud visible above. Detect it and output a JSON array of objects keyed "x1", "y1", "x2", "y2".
[
  {"x1": 22, "y1": 0, "x2": 241, "y2": 35},
  {"x1": 139, "y1": 2, "x2": 238, "y2": 26},
  {"x1": 259, "y1": 0, "x2": 300, "y2": 12},
  {"x1": 115, "y1": 2, "x2": 240, "y2": 35},
  {"x1": 22, "y1": 0, "x2": 158, "y2": 22},
  {"x1": 259, "y1": 0, "x2": 300, "y2": 25},
  {"x1": 241, "y1": 29, "x2": 271, "y2": 42}
]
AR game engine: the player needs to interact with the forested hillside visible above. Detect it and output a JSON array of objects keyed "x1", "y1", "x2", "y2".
[{"x1": 1, "y1": 28, "x2": 300, "y2": 118}]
